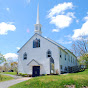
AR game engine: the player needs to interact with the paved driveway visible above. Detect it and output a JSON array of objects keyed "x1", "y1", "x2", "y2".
[{"x1": 0, "y1": 74, "x2": 32, "y2": 88}]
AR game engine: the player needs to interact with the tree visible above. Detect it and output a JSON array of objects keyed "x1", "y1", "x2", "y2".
[
  {"x1": 11, "y1": 62, "x2": 18, "y2": 72},
  {"x1": 72, "y1": 36, "x2": 88, "y2": 68},
  {"x1": 0, "y1": 53, "x2": 6, "y2": 64},
  {"x1": 3, "y1": 62, "x2": 10, "y2": 72},
  {"x1": 79, "y1": 54, "x2": 88, "y2": 68},
  {"x1": 72, "y1": 37, "x2": 88, "y2": 56}
]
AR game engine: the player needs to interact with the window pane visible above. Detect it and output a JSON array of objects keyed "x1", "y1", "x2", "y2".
[
  {"x1": 60, "y1": 50, "x2": 61, "y2": 58},
  {"x1": 65, "y1": 54, "x2": 66, "y2": 60},
  {"x1": 48, "y1": 55, "x2": 51, "y2": 57},
  {"x1": 33, "y1": 39, "x2": 40, "y2": 48},
  {"x1": 48, "y1": 51, "x2": 51, "y2": 54},
  {"x1": 47, "y1": 50, "x2": 52, "y2": 57},
  {"x1": 60, "y1": 65, "x2": 62, "y2": 69},
  {"x1": 23, "y1": 53, "x2": 27, "y2": 60}
]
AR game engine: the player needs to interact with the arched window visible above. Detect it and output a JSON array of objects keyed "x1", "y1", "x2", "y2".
[
  {"x1": 60, "y1": 50, "x2": 62, "y2": 58},
  {"x1": 47, "y1": 50, "x2": 52, "y2": 57},
  {"x1": 71, "y1": 56, "x2": 72, "y2": 63},
  {"x1": 60, "y1": 65, "x2": 62, "y2": 69},
  {"x1": 64, "y1": 67, "x2": 67, "y2": 71},
  {"x1": 68, "y1": 55, "x2": 70, "y2": 62},
  {"x1": 33, "y1": 38, "x2": 40, "y2": 48},
  {"x1": 23, "y1": 52, "x2": 27, "y2": 60},
  {"x1": 73, "y1": 57, "x2": 74, "y2": 63},
  {"x1": 65, "y1": 54, "x2": 66, "y2": 60}
]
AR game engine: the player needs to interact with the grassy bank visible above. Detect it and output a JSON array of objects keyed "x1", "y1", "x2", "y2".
[
  {"x1": 9, "y1": 69, "x2": 88, "y2": 88},
  {"x1": 2, "y1": 72, "x2": 16, "y2": 75},
  {"x1": 0, "y1": 74, "x2": 13, "y2": 82}
]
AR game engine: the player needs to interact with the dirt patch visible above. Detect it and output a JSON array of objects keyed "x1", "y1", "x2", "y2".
[
  {"x1": 64, "y1": 85, "x2": 75, "y2": 88},
  {"x1": 64, "y1": 85, "x2": 88, "y2": 88},
  {"x1": 82, "y1": 86, "x2": 88, "y2": 88}
]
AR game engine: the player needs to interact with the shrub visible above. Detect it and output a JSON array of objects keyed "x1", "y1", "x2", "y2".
[
  {"x1": 18, "y1": 73, "x2": 22, "y2": 76},
  {"x1": 42, "y1": 74, "x2": 45, "y2": 76},
  {"x1": 22, "y1": 74, "x2": 28, "y2": 77},
  {"x1": 18, "y1": 73, "x2": 28, "y2": 77}
]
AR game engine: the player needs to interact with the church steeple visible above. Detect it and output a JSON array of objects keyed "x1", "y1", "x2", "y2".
[
  {"x1": 36, "y1": 4, "x2": 40, "y2": 24},
  {"x1": 34, "y1": 4, "x2": 42, "y2": 35}
]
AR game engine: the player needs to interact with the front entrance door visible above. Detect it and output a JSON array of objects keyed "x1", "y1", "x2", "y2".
[{"x1": 32, "y1": 66, "x2": 40, "y2": 77}]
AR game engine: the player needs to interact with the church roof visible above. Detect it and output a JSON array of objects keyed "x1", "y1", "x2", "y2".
[
  {"x1": 27, "y1": 59, "x2": 41, "y2": 66},
  {"x1": 17, "y1": 33, "x2": 76, "y2": 57}
]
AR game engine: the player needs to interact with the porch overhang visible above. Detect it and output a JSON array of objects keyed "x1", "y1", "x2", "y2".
[{"x1": 27, "y1": 59, "x2": 42, "y2": 66}]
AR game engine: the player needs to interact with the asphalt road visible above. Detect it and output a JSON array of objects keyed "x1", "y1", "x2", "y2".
[{"x1": 0, "y1": 74, "x2": 32, "y2": 88}]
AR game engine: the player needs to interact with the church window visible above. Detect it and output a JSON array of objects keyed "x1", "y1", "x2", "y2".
[
  {"x1": 71, "y1": 56, "x2": 72, "y2": 63},
  {"x1": 47, "y1": 50, "x2": 52, "y2": 57},
  {"x1": 65, "y1": 54, "x2": 66, "y2": 60},
  {"x1": 60, "y1": 50, "x2": 62, "y2": 58},
  {"x1": 68, "y1": 55, "x2": 70, "y2": 62},
  {"x1": 75, "y1": 59, "x2": 77, "y2": 64},
  {"x1": 33, "y1": 38, "x2": 40, "y2": 48},
  {"x1": 60, "y1": 65, "x2": 62, "y2": 69},
  {"x1": 23, "y1": 52, "x2": 27, "y2": 60},
  {"x1": 36, "y1": 25, "x2": 38, "y2": 30},
  {"x1": 64, "y1": 67, "x2": 67, "y2": 71},
  {"x1": 73, "y1": 58, "x2": 74, "y2": 63}
]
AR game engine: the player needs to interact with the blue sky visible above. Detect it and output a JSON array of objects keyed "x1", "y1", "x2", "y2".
[{"x1": 0, "y1": 0, "x2": 88, "y2": 60}]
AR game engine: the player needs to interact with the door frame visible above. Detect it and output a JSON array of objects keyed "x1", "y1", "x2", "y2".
[{"x1": 32, "y1": 66, "x2": 40, "y2": 77}]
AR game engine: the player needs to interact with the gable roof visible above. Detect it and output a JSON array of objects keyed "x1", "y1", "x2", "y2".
[
  {"x1": 17, "y1": 33, "x2": 76, "y2": 57},
  {"x1": 17, "y1": 33, "x2": 37, "y2": 53},
  {"x1": 46, "y1": 38, "x2": 76, "y2": 57},
  {"x1": 27, "y1": 59, "x2": 41, "y2": 66}
]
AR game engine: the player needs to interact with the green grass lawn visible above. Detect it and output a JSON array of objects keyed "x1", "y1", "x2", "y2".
[
  {"x1": 2, "y1": 72, "x2": 17, "y2": 75},
  {"x1": 0, "y1": 74, "x2": 13, "y2": 82},
  {"x1": 9, "y1": 69, "x2": 88, "y2": 88}
]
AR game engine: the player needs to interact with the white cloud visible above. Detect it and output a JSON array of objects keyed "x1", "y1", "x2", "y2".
[
  {"x1": 48, "y1": 2, "x2": 75, "y2": 32},
  {"x1": 4, "y1": 53, "x2": 18, "y2": 61},
  {"x1": 50, "y1": 15, "x2": 72, "y2": 29},
  {"x1": 16, "y1": 47, "x2": 20, "y2": 50},
  {"x1": 52, "y1": 29, "x2": 59, "y2": 32},
  {"x1": 83, "y1": 16, "x2": 88, "y2": 21},
  {"x1": 71, "y1": 15, "x2": 88, "y2": 40},
  {"x1": 0, "y1": 22, "x2": 16, "y2": 35},
  {"x1": 72, "y1": 21, "x2": 88, "y2": 40},
  {"x1": 66, "y1": 12, "x2": 75, "y2": 18},
  {"x1": 6, "y1": 8, "x2": 10, "y2": 11},
  {"x1": 48, "y1": 2, "x2": 73, "y2": 18},
  {"x1": 58, "y1": 39, "x2": 72, "y2": 44}
]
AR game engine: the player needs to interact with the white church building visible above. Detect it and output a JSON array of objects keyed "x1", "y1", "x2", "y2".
[{"x1": 18, "y1": 5, "x2": 78, "y2": 77}]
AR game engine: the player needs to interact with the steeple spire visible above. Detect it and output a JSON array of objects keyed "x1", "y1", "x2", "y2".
[
  {"x1": 34, "y1": 4, "x2": 42, "y2": 35},
  {"x1": 36, "y1": 4, "x2": 40, "y2": 24}
]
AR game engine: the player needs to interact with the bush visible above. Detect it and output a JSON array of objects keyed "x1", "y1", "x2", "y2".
[
  {"x1": 18, "y1": 73, "x2": 22, "y2": 76},
  {"x1": 22, "y1": 74, "x2": 28, "y2": 77},
  {"x1": 42, "y1": 74, "x2": 45, "y2": 76},
  {"x1": 18, "y1": 73, "x2": 28, "y2": 77}
]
